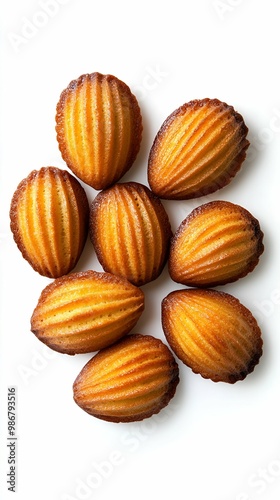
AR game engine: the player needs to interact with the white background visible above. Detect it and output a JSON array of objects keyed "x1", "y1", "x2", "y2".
[{"x1": 1, "y1": 1, "x2": 280, "y2": 499}]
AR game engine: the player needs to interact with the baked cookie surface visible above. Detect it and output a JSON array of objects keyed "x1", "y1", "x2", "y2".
[
  {"x1": 73, "y1": 333, "x2": 179, "y2": 422},
  {"x1": 56, "y1": 72, "x2": 142, "y2": 190},
  {"x1": 169, "y1": 200, "x2": 264, "y2": 287},
  {"x1": 90, "y1": 182, "x2": 172, "y2": 286},
  {"x1": 10, "y1": 167, "x2": 89, "y2": 278},
  {"x1": 162, "y1": 289, "x2": 263, "y2": 383},
  {"x1": 31, "y1": 270, "x2": 145, "y2": 354},
  {"x1": 148, "y1": 98, "x2": 249, "y2": 199}
]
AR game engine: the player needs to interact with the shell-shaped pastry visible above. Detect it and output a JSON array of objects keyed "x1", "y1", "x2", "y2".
[
  {"x1": 162, "y1": 289, "x2": 263, "y2": 383},
  {"x1": 169, "y1": 201, "x2": 264, "y2": 287},
  {"x1": 73, "y1": 334, "x2": 179, "y2": 422},
  {"x1": 90, "y1": 182, "x2": 172, "y2": 286},
  {"x1": 148, "y1": 98, "x2": 249, "y2": 199},
  {"x1": 10, "y1": 167, "x2": 89, "y2": 278},
  {"x1": 56, "y1": 72, "x2": 143, "y2": 190},
  {"x1": 31, "y1": 271, "x2": 145, "y2": 354}
]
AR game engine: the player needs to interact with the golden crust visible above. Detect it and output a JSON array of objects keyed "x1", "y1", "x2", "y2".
[
  {"x1": 56, "y1": 72, "x2": 143, "y2": 190},
  {"x1": 73, "y1": 333, "x2": 179, "y2": 422},
  {"x1": 169, "y1": 200, "x2": 264, "y2": 287},
  {"x1": 31, "y1": 270, "x2": 145, "y2": 354},
  {"x1": 148, "y1": 98, "x2": 249, "y2": 199},
  {"x1": 162, "y1": 289, "x2": 263, "y2": 383},
  {"x1": 10, "y1": 167, "x2": 89, "y2": 278},
  {"x1": 89, "y1": 182, "x2": 172, "y2": 286}
]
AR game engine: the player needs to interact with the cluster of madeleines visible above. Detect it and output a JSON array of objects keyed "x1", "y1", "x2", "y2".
[{"x1": 10, "y1": 72, "x2": 264, "y2": 423}]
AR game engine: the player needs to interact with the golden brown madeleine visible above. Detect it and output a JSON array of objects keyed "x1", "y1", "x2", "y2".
[
  {"x1": 10, "y1": 167, "x2": 89, "y2": 278},
  {"x1": 169, "y1": 201, "x2": 264, "y2": 287},
  {"x1": 31, "y1": 270, "x2": 145, "y2": 354},
  {"x1": 73, "y1": 334, "x2": 179, "y2": 422},
  {"x1": 56, "y1": 72, "x2": 142, "y2": 190},
  {"x1": 90, "y1": 182, "x2": 172, "y2": 286},
  {"x1": 162, "y1": 289, "x2": 263, "y2": 383},
  {"x1": 148, "y1": 98, "x2": 249, "y2": 199}
]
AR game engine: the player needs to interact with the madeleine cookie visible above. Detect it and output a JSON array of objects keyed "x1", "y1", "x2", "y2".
[
  {"x1": 148, "y1": 98, "x2": 249, "y2": 199},
  {"x1": 10, "y1": 167, "x2": 89, "y2": 278},
  {"x1": 31, "y1": 271, "x2": 145, "y2": 354},
  {"x1": 73, "y1": 334, "x2": 179, "y2": 422},
  {"x1": 162, "y1": 289, "x2": 263, "y2": 383},
  {"x1": 56, "y1": 72, "x2": 142, "y2": 190},
  {"x1": 90, "y1": 182, "x2": 172, "y2": 286},
  {"x1": 169, "y1": 201, "x2": 264, "y2": 287}
]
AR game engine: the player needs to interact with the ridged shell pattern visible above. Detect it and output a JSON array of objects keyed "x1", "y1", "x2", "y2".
[
  {"x1": 148, "y1": 98, "x2": 249, "y2": 199},
  {"x1": 56, "y1": 73, "x2": 143, "y2": 190},
  {"x1": 169, "y1": 201, "x2": 264, "y2": 287},
  {"x1": 162, "y1": 289, "x2": 263, "y2": 383},
  {"x1": 90, "y1": 182, "x2": 172, "y2": 286},
  {"x1": 73, "y1": 334, "x2": 179, "y2": 422},
  {"x1": 10, "y1": 167, "x2": 89, "y2": 278},
  {"x1": 31, "y1": 271, "x2": 145, "y2": 354}
]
